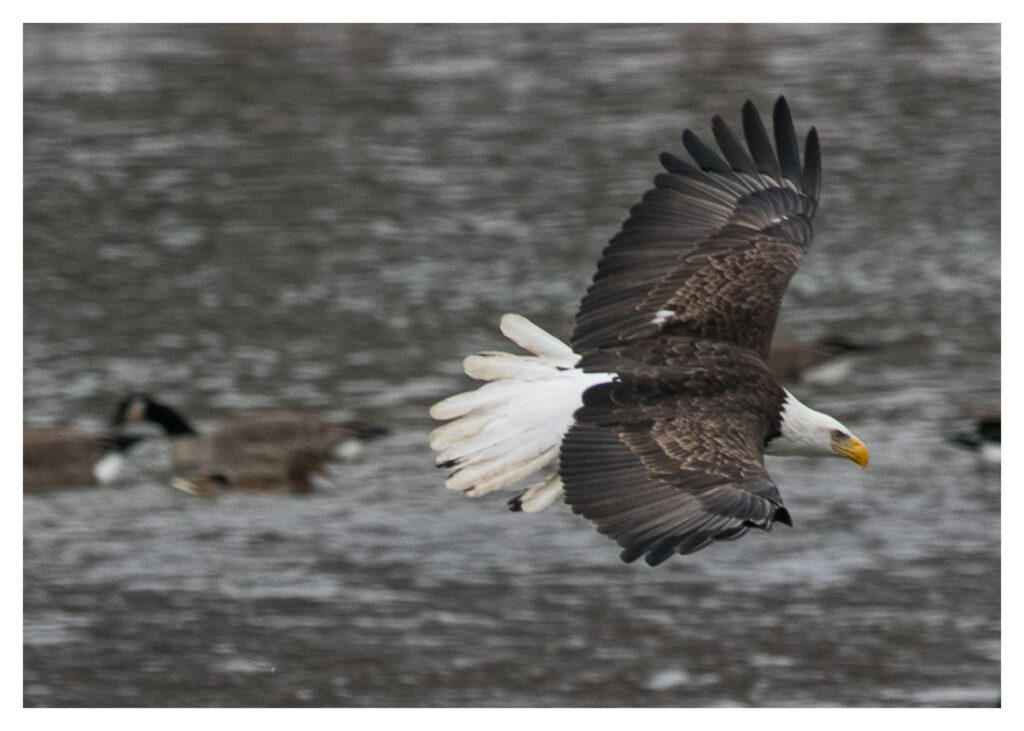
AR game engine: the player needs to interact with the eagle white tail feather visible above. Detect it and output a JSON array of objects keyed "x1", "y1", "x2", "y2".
[
  {"x1": 497, "y1": 313, "x2": 577, "y2": 362},
  {"x1": 513, "y1": 472, "x2": 566, "y2": 513},
  {"x1": 428, "y1": 314, "x2": 612, "y2": 507},
  {"x1": 463, "y1": 351, "x2": 570, "y2": 381}
]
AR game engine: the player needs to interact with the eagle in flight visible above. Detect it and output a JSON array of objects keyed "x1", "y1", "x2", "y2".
[{"x1": 429, "y1": 97, "x2": 869, "y2": 566}]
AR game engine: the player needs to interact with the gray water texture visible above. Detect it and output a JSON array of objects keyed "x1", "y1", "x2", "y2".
[{"x1": 23, "y1": 24, "x2": 1000, "y2": 707}]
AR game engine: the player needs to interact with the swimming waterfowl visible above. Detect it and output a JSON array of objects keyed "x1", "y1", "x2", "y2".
[
  {"x1": 949, "y1": 411, "x2": 1000, "y2": 466},
  {"x1": 767, "y1": 335, "x2": 878, "y2": 384},
  {"x1": 23, "y1": 428, "x2": 143, "y2": 492},
  {"x1": 170, "y1": 451, "x2": 326, "y2": 498},
  {"x1": 112, "y1": 393, "x2": 386, "y2": 477}
]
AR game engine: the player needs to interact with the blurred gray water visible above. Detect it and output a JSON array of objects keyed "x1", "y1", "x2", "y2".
[{"x1": 23, "y1": 24, "x2": 1000, "y2": 707}]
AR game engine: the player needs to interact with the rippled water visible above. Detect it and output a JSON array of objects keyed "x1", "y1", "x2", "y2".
[{"x1": 23, "y1": 24, "x2": 1000, "y2": 707}]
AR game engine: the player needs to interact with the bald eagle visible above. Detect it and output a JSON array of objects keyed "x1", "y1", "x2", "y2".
[{"x1": 429, "y1": 97, "x2": 869, "y2": 566}]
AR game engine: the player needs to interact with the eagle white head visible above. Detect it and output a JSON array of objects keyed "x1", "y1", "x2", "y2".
[{"x1": 765, "y1": 389, "x2": 870, "y2": 467}]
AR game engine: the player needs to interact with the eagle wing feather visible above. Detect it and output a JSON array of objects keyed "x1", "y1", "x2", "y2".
[{"x1": 571, "y1": 97, "x2": 821, "y2": 360}]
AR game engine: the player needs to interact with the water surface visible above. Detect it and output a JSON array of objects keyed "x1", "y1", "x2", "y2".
[{"x1": 23, "y1": 23, "x2": 1000, "y2": 707}]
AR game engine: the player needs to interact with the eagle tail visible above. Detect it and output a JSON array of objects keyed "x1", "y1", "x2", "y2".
[{"x1": 429, "y1": 314, "x2": 610, "y2": 510}]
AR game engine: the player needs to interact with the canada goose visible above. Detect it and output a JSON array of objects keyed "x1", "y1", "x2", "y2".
[
  {"x1": 23, "y1": 428, "x2": 144, "y2": 492},
  {"x1": 767, "y1": 335, "x2": 879, "y2": 384},
  {"x1": 112, "y1": 393, "x2": 386, "y2": 476},
  {"x1": 170, "y1": 451, "x2": 325, "y2": 498},
  {"x1": 949, "y1": 411, "x2": 1000, "y2": 466}
]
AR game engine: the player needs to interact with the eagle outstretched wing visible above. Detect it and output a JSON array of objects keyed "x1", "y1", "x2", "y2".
[{"x1": 571, "y1": 96, "x2": 821, "y2": 360}]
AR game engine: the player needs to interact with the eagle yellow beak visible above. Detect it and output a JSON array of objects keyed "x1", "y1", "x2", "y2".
[{"x1": 833, "y1": 436, "x2": 870, "y2": 468}]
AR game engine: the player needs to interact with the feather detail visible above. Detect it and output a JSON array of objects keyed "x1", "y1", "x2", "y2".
[
  {"x1": 498, "y1": 313, "x2": 577, "y2": 363},
  {"x1": 429, "y1": 314, "x2": 612, "y2": 505},
  {"x1": 508, "y1": 473, "x2": 565, "y2": 513}
]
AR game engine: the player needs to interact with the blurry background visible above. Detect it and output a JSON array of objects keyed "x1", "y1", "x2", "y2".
[{"x1": 23, "y1": 24, "x2": 999, "y2": 707}]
